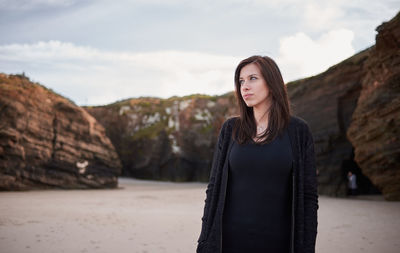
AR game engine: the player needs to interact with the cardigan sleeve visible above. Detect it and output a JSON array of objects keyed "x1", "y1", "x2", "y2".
[
  {"x1": 197, "y1": 120, "x2": 227, "y2": 244},
  {"x1": 303, "y1": 125, "x2": 319, "y2": 253}
]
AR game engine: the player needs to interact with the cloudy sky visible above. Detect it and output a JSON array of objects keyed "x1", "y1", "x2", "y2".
[{"x1": 0, "y1": 0, "x2": 398, "y2": 106}]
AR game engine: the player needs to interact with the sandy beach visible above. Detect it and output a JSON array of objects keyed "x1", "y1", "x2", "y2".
[{"x1": 1, "y1": 177, "x2": 399, "y2": 253}]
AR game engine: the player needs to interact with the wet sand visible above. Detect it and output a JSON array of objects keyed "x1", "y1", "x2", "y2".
[{"x1": 0, "y1": 177, "x2": 399, "y2": 253}]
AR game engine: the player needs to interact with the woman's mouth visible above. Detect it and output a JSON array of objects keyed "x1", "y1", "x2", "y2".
[{"x1": 243, "y1": 94, "x2": 253, "y2": 99}]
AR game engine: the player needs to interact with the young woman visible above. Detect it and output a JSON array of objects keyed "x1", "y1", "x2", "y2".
[{"x1": 196, "y1": 55, "x2": 318, "y2": 253}]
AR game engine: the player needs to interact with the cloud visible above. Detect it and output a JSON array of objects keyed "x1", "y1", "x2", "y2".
[
  {"x1": 303, "y1": 2, "x2": 345, "y2": 30},
  {"x1": 0, "y1": 40, "x2": 241, "y2": 105},
  {"x1": 0, "y1": 0, "x2": 78, "y2": 10},
  {"x1": 0, "y1": 33, "x2": 358, "y2": 106},
  {"x1": 300, "y1": 0, "x2": 398, "y2": 33},
  {"x1": 276, "y1": 28, "x2": 355, "y2": 82}
]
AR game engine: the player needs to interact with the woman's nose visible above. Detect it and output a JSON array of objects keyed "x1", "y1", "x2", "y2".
[{"x1": 241, "y1": 80, "x2": 249, "y2": 90}]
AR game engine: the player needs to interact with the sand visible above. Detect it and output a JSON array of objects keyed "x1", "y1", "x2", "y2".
[{"x1": 1, "y1": 177, "x2": 399, "y2": 253}]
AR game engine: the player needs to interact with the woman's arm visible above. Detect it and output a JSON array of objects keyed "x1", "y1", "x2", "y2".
[
  {"x1": 303, "y1": 125, "x2": 319, "y2": 253},
  {"x1": 197, "y1": 121, "x2": 226, "y2": 244}
]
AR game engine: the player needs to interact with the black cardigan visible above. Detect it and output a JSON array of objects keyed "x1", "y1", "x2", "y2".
[{"x1": 197, "y1": 115, "x2": 318, "y2": 253}]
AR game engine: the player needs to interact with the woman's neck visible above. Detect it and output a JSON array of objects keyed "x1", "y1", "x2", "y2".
[{"x1": 253, "y1": 101, "x2": 271, "y2": 126}]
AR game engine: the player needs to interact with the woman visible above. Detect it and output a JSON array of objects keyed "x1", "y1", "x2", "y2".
[{"x1": 196, "y1": 55, "x2": 318, "y2": 253}]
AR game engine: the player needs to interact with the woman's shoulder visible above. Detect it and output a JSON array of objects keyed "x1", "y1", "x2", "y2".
[
  {"x1": 220, "y1": 116, "x2": 239, "y2": 130},
  {"x1": 289, "y1": 115, "x2": 314, "y2": 145},
  {"x1": 217, "y1": 116, "x2": 239, "y2": 139},
  {"x1": 289, "y1": 115, "x2": 311, "y2": 131},
  {"x1": 224, "y1": 116, "x2": 239, "y2": 126}
]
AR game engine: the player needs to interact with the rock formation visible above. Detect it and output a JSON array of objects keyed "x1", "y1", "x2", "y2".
[
  {"x1": 85, "y1": 94, "x2": 238, "y2": 182},
  {"x1": 0, "y1": 74, "x2": 121, "y2": 190},
  {"x1": 286, "y1": 48, "x2": 372, "y2": 197},
  {"x1": 286, "y1": 12, "x2": 400, "y2": 200},
  {"x1": 347, "y1": 12, "x2": 400, "y2": 200}
]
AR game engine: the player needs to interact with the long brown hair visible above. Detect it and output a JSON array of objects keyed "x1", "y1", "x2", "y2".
[{"x1": 232, "y1": 55, "x2": 291, "y2": 145}]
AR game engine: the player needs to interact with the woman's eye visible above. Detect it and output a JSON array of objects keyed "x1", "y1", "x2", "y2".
[
  {"x1": 250, "y1": 76, "x2": 257, "y2": 80},
  {"x1": 239, "y1": 80, "x2": 244, "y2": 85}
]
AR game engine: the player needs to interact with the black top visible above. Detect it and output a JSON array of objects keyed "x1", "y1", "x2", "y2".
[
  {"x1": 197, "y1": 116, "x2": 318, "y2": 253},
  {"x1": 222, "y1": 128, "x2": 293, "y2": 253}
]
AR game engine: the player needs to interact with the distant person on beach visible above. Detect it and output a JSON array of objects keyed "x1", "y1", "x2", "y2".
[
  {"x1": 347, "y1": 171, "x2": 358, "y2": 196},
  {"x1": 197, "y1": 55, "x2": 318, "y2": 253}
]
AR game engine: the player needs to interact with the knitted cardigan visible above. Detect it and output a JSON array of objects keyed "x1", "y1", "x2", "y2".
[{"x1": 196, "y1": 115, "x2": 318, "y2": 253}]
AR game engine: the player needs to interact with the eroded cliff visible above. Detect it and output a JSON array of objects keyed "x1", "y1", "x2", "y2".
[
  {"x1": 347, "y1": 12, "x2": 400, "y2": 200},
  {"x1": 0, "y1": 74, "x2": 121, "y2": 190},
  {"x1": 85, "y1": 94, "x2": 237, "y2": 182}
]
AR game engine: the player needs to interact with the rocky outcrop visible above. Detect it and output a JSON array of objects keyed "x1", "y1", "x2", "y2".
[
  {"x1": 0, "y1": 74, "x2": 121, "y2": 190},
  {"x1": 286, "y1": 49, "x2": 372, "y2": 197},
  {"x1": 286, "y1": 12, "x2": 400, "y2": 200},
  {"x1": 347, "y1": 12, "x2": 400, "y2": 200},
  {"x1": 85, "y1": 94, "x2": 237, "y2": 182}
]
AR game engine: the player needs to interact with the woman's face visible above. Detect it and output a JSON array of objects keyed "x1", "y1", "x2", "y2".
[{"x1": 239, "y1": 63, "x2": 270, "y2": 108}]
